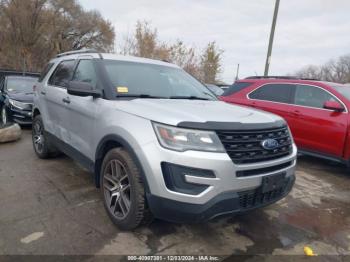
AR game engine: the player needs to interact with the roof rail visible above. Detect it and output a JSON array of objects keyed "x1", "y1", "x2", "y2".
[
  {"x1": 55, "y1": 49, "x2": 100, "y2": 58},
  {"x1": 245, "y1": 76, "x2": 319, "y2": 81},
  {"x1": 0, "y1": 69, "x2": 40, "y2": 79}
]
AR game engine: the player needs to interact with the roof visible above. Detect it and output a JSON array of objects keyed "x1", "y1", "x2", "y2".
[
  {"x1": 237, "y1": 77, "x2": 348, "y2": 88},
  {"x1": 52, "y1": 50, "x2": 179, "y2": 68},
  {"x1": 245, "y1": 76, "x2": 319, "y2": 81}
]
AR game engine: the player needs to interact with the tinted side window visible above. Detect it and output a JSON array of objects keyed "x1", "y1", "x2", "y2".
[
  {"x1": 48, "y1": 60, "x2": 75, "y2": 88},
  {"x1": 222, "y1": 82, "x2": 253, "y2": 96},
  {"x1": 249, "y1": 84, "x2": 295, "y2": 103},
  {"x1": 294, "y1": 85, "x2": 335, "y2": 109},
  {"x1": 38, "y1": 62, "x2": 54, "y2": 82},
  {"x1": 72, "y1": 60, "x2": 97, "y2": 88}
]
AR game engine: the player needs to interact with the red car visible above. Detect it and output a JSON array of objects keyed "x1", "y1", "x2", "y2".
[{"x1": 220, "y1": 76, "x2": 350, "y2": 165}]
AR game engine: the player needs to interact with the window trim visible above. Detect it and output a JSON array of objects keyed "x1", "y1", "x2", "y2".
[
  {"x1": 247, "y1": 82, "x2": 348, "y2": 113},
  {"x1": 48, "y1": 59, "x2": 77, "y2": 89},
  {"x1": 38, "y1": 62, "x2": 55, "y2": 83}
]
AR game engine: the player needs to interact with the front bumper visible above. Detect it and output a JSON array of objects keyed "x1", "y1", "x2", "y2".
[
  {"x1": 138, "y1": 140, "x2": 297, "y2": 203},
  {"x1": 9, "y1": 107, "x2": 32, "y2": 125},
  {"x1": 125, "y1": 118, "x2": 297, "y2": 222},
  {"x1": 136, "y1": 136, "x2": 297, "y2": 222},
  {"x1": 147, "y1": 173, "x2": 295, "y2": 223}
]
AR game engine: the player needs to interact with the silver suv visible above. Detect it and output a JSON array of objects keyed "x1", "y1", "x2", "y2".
[{"x1": 32, "y1": 50, "x2": 297, "y2": 229}]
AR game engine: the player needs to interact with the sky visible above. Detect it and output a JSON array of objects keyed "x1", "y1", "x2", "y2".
[{"x1": 81, "y1": 0, "x2": 350, "y2": 84}]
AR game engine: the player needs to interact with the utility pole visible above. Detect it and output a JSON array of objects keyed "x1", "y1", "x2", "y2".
[
  {"x1": 264, "y1": 0, "x2": 280, "y2": 76},
  {"x1": 235, "y1": 63, "x2": 240, "y2": 81}
]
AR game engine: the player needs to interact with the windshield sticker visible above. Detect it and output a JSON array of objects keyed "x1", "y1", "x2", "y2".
[{"x1": 116, "y1": 86, "x2": 128, "y2": 93}]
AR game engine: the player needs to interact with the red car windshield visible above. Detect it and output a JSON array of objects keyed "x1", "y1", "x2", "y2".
[
  {"x1": 221, "y1": 82, "x2": 253, "y2": 96},
  {"x1": 329, "y1": 83, "x2": 350, "y2": 101}
]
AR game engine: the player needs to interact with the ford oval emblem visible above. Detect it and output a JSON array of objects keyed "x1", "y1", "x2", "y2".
[{"x1": 261, "y1": 138, "x2": 279, "y2": 150}]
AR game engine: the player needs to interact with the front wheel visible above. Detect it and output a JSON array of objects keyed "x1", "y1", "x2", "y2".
[{"x1": 100, "y1": 148, "x2": 151, "y2": 230}]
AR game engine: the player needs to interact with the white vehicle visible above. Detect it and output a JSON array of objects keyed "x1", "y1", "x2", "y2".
[{"x1": 32, "y1": 50, "x2": 297, "y2": 229}]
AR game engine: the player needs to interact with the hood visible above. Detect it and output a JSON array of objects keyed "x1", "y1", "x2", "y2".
[
  {"x1": 7, "y1": 92, "x2": 34, "y2": 103},
  {"x1": 115, "y1": 99, "x2": 284, "y2": 128}
]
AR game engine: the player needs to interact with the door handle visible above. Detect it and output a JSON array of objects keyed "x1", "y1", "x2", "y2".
[
  {"x1": 62, "y1": 97, "x2": 70, "y2": 104},
  {"x1": 291, "y1": 110, "x2": 300, "y2": 116},
  {"x1": 40, "y1": 91, "x2": 46, "y2": 95}
]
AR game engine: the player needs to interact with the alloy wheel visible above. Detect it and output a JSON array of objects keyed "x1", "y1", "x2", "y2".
[
  {"x1": 33, "y1": 120, "x2": 45, "y2": 153},
  {"x1": 1, "y1": 107, "x2": 7, "y2": 125},
  {"x1": 103, "y1": 159, "x2": 131, "y2": 219}
]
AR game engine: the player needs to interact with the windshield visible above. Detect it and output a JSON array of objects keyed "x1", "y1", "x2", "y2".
[
  {"x1": 329, "y1": 83, "x2": 350, "y2": 100},
  {"x1": 6, "y1": 77, "x2": 38, "y2": 93},
  {"x1": 103, "y1": 60, "x2": 216, "y2": 100},
  {"x1": 206, "y1": 84, "x2": 224, "y2": 96}
]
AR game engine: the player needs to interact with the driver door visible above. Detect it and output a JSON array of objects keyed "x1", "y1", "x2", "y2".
[{"x1": 66, "y1": 58, "x2": 100, "y2": 160}]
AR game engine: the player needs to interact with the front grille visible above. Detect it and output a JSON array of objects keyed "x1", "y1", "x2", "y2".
[
  {"x1": 216, "y1": 126, "x2": 292, "y2": 164},
  {"x1": 238, "y1": 179, "x2": 289, "y2": 209}
]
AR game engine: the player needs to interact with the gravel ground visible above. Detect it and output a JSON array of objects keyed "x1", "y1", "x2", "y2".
[{"x1": 0, "y1": 129, "x2": 349, "y2": 260}]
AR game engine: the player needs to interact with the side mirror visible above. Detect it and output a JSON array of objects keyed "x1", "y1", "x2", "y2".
[
  {"x1": 323, "y1": 100, "x2": 344, "y2": 112},
  {"x1": 67, "y1": 81, "x2": 102, "y2": 98}
]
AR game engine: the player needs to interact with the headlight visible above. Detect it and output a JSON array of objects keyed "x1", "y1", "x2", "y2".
[
  {"x1": 153, "y1": 122, "x2": 225, "y2": 152},
  {"x1": 286, "y1": 125, "x2": 294, "y2": 143},
  {"x1": 9, "y1": 99, "x2": 31, "y2": 110}
]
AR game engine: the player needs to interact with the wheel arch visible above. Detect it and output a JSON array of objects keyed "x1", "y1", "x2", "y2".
[{"x1": 94, "y1": 134, "x2": 150, "y2": 192}]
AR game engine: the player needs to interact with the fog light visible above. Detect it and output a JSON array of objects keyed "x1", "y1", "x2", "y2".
[{"x1": 161, "y1": 162, "x2": 215, "y2": 195}]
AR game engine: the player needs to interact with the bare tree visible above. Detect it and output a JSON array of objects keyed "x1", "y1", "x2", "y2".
[
  {"x1": 133, "y1": 20, "x2": 158, "y2": 58},
  {"x1": 119, "y1": 30, "x2": 135, "y2": 56},
  {"x1": 0, "y1": 0, "x2": 115, "y2": 72},
  {"x1": 200, "y1": 42, "x2": 223, "y2": 84},
  {"x1": 120, "y1": 21, "x2": 223, "y2": 82},
  {"x1": 295, "y1": 54, "x2": 350, "y2": 83},
  {"x1": 168, "y1": 41, "x2": 201, "y2": 79}
]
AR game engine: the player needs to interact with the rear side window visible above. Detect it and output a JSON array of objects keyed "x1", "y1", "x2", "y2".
[
  {"x1": 294, "y1": 85, "x2": 335, "y2": 108},
  {"x1": 249, "y1": 84, "x2": 295, "y2": 104},
  {"x1": 222, "y1": 82, "x2": 253, "y2": 96},
  {"x1": 48, "y1": 60, "x2": 75, "y2": 88},
  {"x1": 38, "y1": 62, "x2": 54, "y2": 82}
]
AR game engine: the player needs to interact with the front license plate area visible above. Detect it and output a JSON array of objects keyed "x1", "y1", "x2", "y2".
[{"x1": 261, "y1": 172, "x2": 286, "y2": 193}]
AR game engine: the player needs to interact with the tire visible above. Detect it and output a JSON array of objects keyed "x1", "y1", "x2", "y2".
[
  {"x1": 32, "y1": 114, "x2": 58, "y2": 159},
  {"x1": 100, "y1": 147, "x2": 152, "y2": 230},
  {"x1": 1, "y1": 105, "x2": 10, "y2": 126}
]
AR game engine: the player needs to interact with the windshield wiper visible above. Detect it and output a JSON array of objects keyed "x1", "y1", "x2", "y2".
[
  {"x1": 169, "y1": 96, "x2": 211, "y2": 100},
  {"x1": 116, "y1": 94, "x2": 167, "y2": 99}
]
